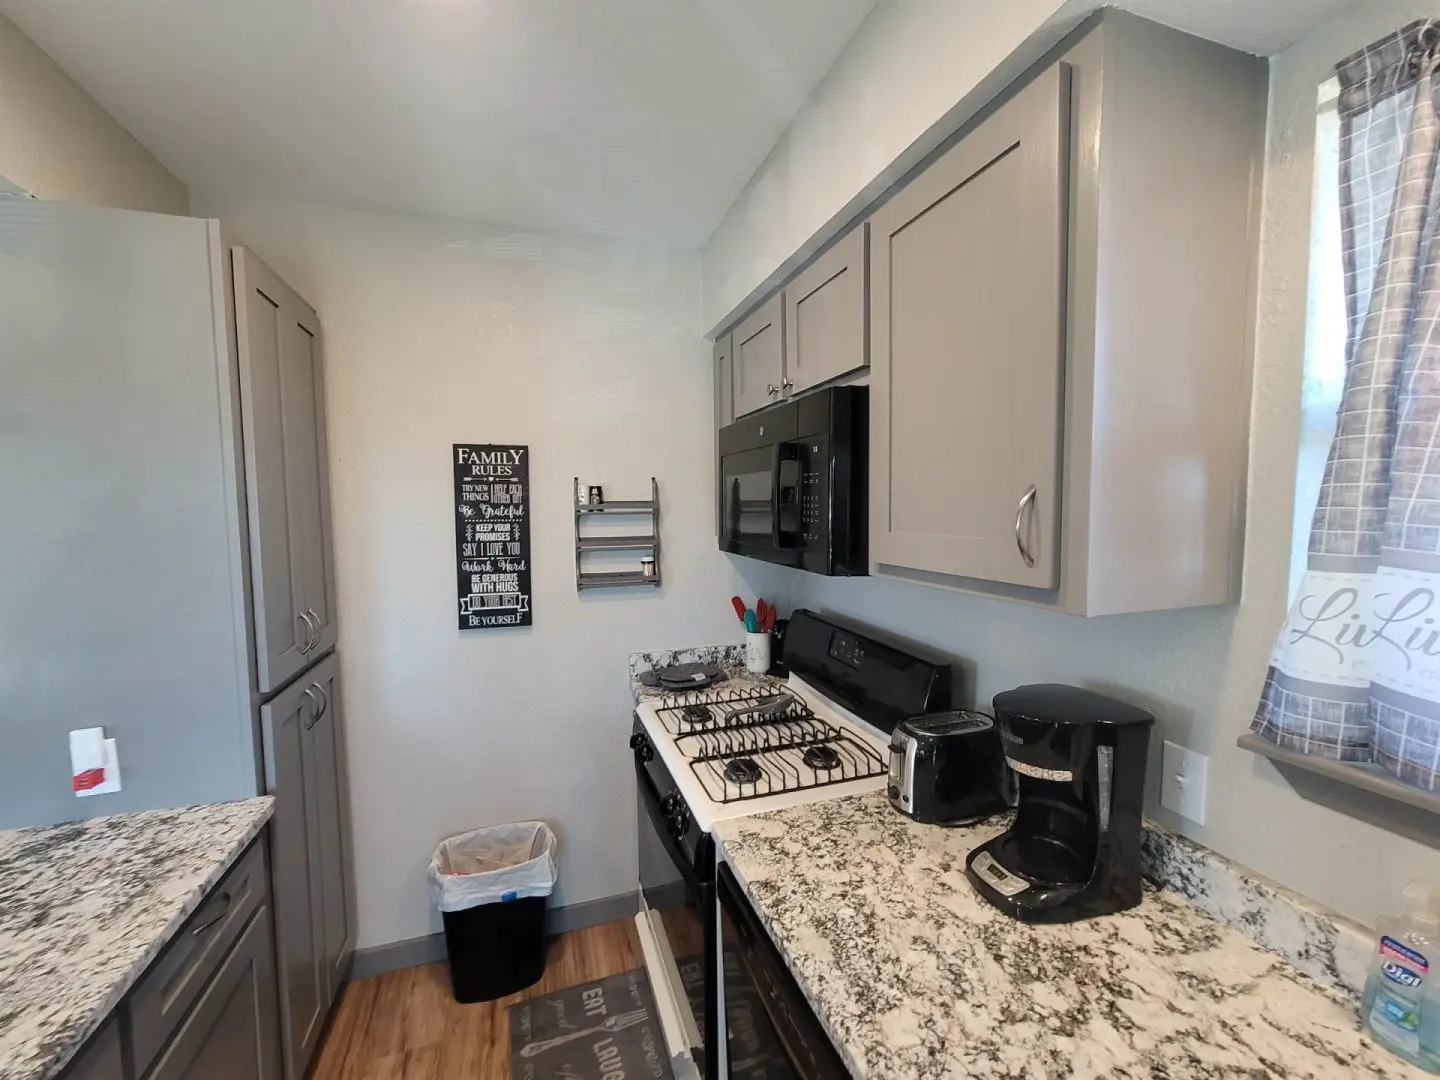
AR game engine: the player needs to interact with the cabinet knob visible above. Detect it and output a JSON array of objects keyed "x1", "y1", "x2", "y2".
[
  {"x1": 781, "y1": 378, "x2": 794, "y2": 392},
  {"x1": 766, "y1": 384, "x2": 780, "y2": 396}
]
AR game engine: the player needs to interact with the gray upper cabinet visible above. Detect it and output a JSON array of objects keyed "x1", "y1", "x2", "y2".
[
  {"x1": 261, "y1": 652, "x2": 350, "y2": 1080},
  {"x1": 234, "y1": 249, "x2": 337, "y2": 693},
  {"x1": 869, "y1": 64, "x2": 1068, "y2": 590},
  {"x1": 862, "y1": 12, "x2": 1262, "y2": 614},
  {"x1": 714, "y1": 334, "x2": 733, "y2": 535},
  {"x1": 731, "y1": 293, "x2": 785, "y2": 417},
  {"x1": 714, "y1": 333, "x2": 734, "y2": 431},
  {"x1": 143, "y1": 908, "x2": 280, "y2": 1080},
  {"x1": 784, "y1": 225, "x2": 867, "y2": 395}
]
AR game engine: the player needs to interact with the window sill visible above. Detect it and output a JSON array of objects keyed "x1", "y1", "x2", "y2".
[{"x1": 1237, "y1": 733, "x2": 1440, "y2": 816}]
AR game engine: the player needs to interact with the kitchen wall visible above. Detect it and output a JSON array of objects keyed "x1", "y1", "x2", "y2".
[
  {"x1": 755, "y1": 0, "x2": 1440, "y2": 931},
  {"x1": 701, "y1": 0, "x2": 1071, "y2": 333},
  {"x1": 192, "y1": 195, "x2": 790, "y2": 950},
  {"x1": 0, "y1": 13, "x2": 185, "y2": 214}
]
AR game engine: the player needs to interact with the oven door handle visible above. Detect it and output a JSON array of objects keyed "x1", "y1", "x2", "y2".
[{"x1": 635, "y1": 759, "x2": 704, "y2": 893}]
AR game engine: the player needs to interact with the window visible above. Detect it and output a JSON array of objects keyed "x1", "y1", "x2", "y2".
[{"x1": 1291, "y1": 78, "x2": 1345, "y2": 601}]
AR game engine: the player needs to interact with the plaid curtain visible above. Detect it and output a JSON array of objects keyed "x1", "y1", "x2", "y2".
[{"x1": 1254, "y1": 22, "x2": 1440, "y2": 790}]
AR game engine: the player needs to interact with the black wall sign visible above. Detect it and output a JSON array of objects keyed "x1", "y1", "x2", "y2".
[{"x1": 453, "y1": 444, "x2": 532, "y2": 629}]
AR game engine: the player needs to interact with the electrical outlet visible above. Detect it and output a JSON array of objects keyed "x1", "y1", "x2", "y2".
[
  {"x1": 1160, "y1": 739, "x2": 1207, "y2": 825},
  {"x1": 70, "y1": 727, "x2": 121, "y2": 797}
]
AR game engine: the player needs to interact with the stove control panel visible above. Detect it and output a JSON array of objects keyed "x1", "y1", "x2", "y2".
[{"x1": 827, "y1": 630, "x2": 865, "y2": 669}]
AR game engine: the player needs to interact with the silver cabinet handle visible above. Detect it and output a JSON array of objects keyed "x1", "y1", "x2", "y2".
[
  {"x1": 296, "y1": 612, "x2": 316, "y2": 654},
  {"x1": 766, "y1": 384, "x2": 780, "y2": 396},
  {"x1": 305, "y1": 608, "x2": 321, "y2": 651},
  {"x1": 301, "y1": 686, "x2": 321, "y2": 728},
  {"x1": 781, "y1": 377, "x2": 794, "y2": 392},
  {"x1": 1015, "y1": 485, "x2": 1038, "y2": 568}
]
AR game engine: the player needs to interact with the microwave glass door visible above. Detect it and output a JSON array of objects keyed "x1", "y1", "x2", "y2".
[{"x1": 721, "y1": 446, "x2": 776, "y2": 547}]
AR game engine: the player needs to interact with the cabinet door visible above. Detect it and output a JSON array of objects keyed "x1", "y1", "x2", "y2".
[
  {"x1": 869, "y1": 64, "x2": 1069, "y2": 589},
  {"x1": 714, "y1": 334, "x2": 733, "y2": 536},
  {"x1": 301, "y1": 653, "x2": 354, "y2": 996},
  {"x1": 714, "y1": 333, "x2": 734, "y2": 430},
  {"x1": 234, "y1": 249, "x2": 335, "y2": 693},
  {"x1": 259, "y1": 679, "x2": 326, "y2": 1080},
  {"x1": 61, "y1": 1020, "x2": 122, "y2": 1080},
  {"x1": 731, "y1": 294, "x2": 784, "y2": 417},
  {"x1": 784, "y1": 225, "x2": 867, "y2": 394},
  {"x1": 144, "y1": 909, "x2": 281, "y2": 1080}
]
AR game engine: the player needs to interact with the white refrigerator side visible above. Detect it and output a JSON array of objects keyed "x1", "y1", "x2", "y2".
[{"x1": 0, "y1": 200, "x2": 256, "y2": 827}]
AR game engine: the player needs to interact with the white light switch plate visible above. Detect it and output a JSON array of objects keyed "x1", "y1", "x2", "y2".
[{"x1": 1160, "y1": 739, "x2": 1207, "y2": 825}]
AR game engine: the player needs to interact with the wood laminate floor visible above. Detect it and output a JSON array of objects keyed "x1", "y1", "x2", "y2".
[{"x1": 312, "y1": 919, "x2": 643, "y2": 1080}]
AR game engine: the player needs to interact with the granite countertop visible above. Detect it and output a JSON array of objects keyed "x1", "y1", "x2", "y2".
[
  {"x1": 716, "y1": 793, "x2": 1425, "y2": 1080},
  {"x1": 0, "y1": 798, "x2": 275, "y2": 1080},
  {"x1": 629, "y1": 644, "x2": 786, "y2": 703}
]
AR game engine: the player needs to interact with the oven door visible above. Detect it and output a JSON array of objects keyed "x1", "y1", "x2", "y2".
[
  {"x1": 718, "y1": 862, "x2": 848, "y2": 1080},
  {"x1": 636, "y1": 757, "x2": 716, "y2": 1079},
  {"x1": 719, "y1": 443, "x2": 802, "y2": 565}
]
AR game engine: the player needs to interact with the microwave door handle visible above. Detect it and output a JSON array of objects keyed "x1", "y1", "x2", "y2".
[{"x1": 770, "y1": 443, "x2": 785, "y2": 548}]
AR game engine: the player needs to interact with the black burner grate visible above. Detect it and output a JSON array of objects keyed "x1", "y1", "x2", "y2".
[
  {"x1": 687, "y1": 727, "x2": 886, "y2": 804},
  {"x1": 652, "y1": 685, "x2": 812, "y2": 737}
]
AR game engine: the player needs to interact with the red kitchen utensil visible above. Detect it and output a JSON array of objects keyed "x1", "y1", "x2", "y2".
[
  {"x1": 756, "y1": 599, "x2": 770, "y2": 631},
  {"x1": 730, "y1": 595, "x2": 747, "y2": 624},
  {"x1": 764, "y1": 604, "x2": 776, "y2": 631}
]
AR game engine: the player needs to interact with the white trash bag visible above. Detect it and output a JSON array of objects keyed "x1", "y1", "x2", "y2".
[{"x1": 427, "y1": 821, "x2": 557, "y2": 913}]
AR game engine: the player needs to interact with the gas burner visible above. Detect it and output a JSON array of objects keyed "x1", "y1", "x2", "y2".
[
  {"x1": 723, "y1": 758, "x2": 763, "y2": 785},
  {"x1": 802, "y1": 744, "x2": 841, "y2": 771},
  {"x1": 680, "y1": 704, "x2": 713, "y2": 726}
]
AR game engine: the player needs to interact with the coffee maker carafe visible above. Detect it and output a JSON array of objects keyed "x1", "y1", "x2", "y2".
[{"x1": 965, "y1": 684, "x2": 1154, "y2": 921}]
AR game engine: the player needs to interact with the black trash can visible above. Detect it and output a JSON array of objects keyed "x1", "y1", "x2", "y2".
[
  {"x1": 428, "y1": 822, "x2": 557, "y2": 1004},
  {"x1": 441, "y1": 892, "x2": 549, "y2": 1002}
]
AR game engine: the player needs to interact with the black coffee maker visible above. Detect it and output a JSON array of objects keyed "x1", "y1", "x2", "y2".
[{"x1": 965, "y1": 684, "x2": 1154, "y2": 921}]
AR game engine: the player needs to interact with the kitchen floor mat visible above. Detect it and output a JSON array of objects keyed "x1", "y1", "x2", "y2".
[{"x1": 508, "y1": 967, "x2": 673, "y2": 1080}]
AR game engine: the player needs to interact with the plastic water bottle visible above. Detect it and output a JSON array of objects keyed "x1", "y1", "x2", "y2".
[{"x1": 1362, "y1": 882, "x2": 1440, "y2": 1073}]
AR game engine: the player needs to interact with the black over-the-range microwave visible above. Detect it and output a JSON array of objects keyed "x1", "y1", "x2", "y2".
[{"x1": 718, "y1": 385, "x2": 867, "y2": 575}]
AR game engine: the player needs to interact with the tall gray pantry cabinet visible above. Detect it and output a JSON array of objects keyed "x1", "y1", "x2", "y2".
[{"x1": 0, "y1": 201, "x2": 353, "y2": 1080}]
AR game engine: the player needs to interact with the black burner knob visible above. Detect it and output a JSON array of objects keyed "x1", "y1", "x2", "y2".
[
  {"x1": 629, "y1": 732, "x2": 654, "y2": 762},
  {"x1": 659, "y1": 792, "x2": 679, "y2": 817},
  {"x1": 667, "y1": 807, "x2": 690, "y2": 839}
]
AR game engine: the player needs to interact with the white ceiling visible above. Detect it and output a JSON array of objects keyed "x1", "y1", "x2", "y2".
[
  {"x1": 0, "y1": 0, "x2": 878, "y2": 245},
  {"x1": 1099, "y1": 0, "x2": 1362, "y2": 56},
  {"x1": 2, "y1": 0, "x2": 1362, "y2": 245}
]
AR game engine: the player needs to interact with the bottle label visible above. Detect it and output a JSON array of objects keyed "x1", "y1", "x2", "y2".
[
  {"x1": 1379, "y1": 936, "x2": 1429, "y2": 987},
  {"x1": 1369, "y1": 988, "x2": 1422, "y2": 1054}
]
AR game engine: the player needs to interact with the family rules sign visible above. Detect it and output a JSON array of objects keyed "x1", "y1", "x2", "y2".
[{"x1": 453, "y1": 444, "x2": 532, "y2": 629}]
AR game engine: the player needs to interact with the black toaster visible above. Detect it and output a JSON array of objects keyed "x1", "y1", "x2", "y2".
[{"x1": 887, "y1": 711, "x2": 1009, "y2": 825}]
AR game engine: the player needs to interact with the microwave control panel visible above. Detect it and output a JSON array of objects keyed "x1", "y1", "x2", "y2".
[{"x1": 801, "y1": 442, "x2": 823, "y2": 545}]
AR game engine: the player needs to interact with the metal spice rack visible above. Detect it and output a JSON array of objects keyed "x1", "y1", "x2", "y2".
[{"x1": 573, "y1": 477, "x2": 661, "y2": 591}]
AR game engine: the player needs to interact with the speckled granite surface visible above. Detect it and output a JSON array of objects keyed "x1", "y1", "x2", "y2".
[
  {"x1": 629, "y1": 645, "x2": 785, "y2": 702},
  {"x1": 716, "y1": 793, "x2": 1421, "y2": 1080},
  {"x1": 1142, "y1": 827, "x2": 1372, "y2": 1001},
  {"x1": 0, "y1": 798, "x2": 274, "y2": 1080}
]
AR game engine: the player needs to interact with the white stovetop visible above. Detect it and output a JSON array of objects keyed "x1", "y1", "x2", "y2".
[{"x1": 634, "y1": 673, "x2": 891, "y2": 834}]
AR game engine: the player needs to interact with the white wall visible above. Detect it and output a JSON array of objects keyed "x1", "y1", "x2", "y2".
[
  {"x1": 701, "y1": 0, "x2": 1071, "y2": 333},
  {"x1": 192, "y1": 196, "x2": 791, "y2": 949},
  {"x1": 771, "y1": 0, "x2": 1440, "y2": 931},
  {"x1": 0, "y1": 13, "x2": 186, "y2": 214}
]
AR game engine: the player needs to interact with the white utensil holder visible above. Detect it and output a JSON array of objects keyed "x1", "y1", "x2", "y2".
[{"x1": 745, "y1": 632, "x2": 771, "y2": 675}]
